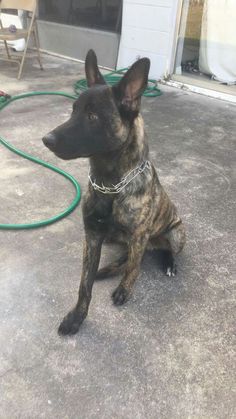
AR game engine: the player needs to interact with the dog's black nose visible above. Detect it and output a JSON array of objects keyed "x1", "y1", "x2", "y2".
[{"x1": 42, "y1": 132, "x2": 57, "y2": 151}]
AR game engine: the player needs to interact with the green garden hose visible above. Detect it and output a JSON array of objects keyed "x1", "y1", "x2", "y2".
[
  {"x1": 74, "y1": 67, "x2": 162, "y2": 97},
  {"x1": 0, "y1": 92, "x2": 81, "y2": 230},
  {"x1": 0, "y1": 70, "x2": 161, "y2": 230}
]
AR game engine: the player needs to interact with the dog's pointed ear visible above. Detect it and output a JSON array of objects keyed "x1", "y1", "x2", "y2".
[
  {"x1": 85, "y1": 49, "x2": 106, "y2": 87},
  {"x1": 114, "y1": 58, "x2": 150, "y2": 112}
]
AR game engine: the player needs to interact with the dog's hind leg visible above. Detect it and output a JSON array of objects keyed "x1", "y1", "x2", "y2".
[
  {"x1": 96, "y1": 253, "x2": 128, "y2": 280},
  {"x1": 148, "y1": 235, "x2": 174, "y2": 276},
  {"x1": 160, "y1": 249, "x2": 177, "y2": 277},
  {"x1": 162, "y1": 221, "x2": 186, "y2": 276},
  {"x1": 149, "y1": 221, "x2": 186, "y2": 276}
]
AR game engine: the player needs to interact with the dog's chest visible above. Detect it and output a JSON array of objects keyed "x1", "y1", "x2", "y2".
[{"x1": 91, "y1": 198, "x2": 137, "y2": 234}]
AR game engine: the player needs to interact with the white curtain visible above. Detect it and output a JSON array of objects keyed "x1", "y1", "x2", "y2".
[{"x1": 199, "y1": 0, "x2": 236, "y2": 84}]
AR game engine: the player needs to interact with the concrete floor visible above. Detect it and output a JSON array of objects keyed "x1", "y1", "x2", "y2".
[{"x1": 0, "y1": 52, "x2": 235, "y2": 419}]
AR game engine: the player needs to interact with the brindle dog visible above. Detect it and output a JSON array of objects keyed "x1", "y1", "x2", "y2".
[{"x1": 42, "y1": 50, "x2": 186, "y2": 335}]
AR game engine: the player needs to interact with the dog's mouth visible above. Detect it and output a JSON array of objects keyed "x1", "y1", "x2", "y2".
[
  {"x1": 54, "y1": 151, "x2": 77, "y2": 160},
  {"x1": 54, "y1": 151, "x2": 92, "y2": 160}
]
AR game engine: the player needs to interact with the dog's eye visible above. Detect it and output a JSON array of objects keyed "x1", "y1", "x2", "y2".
[{"x1": 88, "y1": 112, "x2": 98, "y2": 121}]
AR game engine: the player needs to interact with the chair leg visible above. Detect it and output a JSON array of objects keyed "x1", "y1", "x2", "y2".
[
  {"x1": 33, "y1": 24, "x2": 43, "y2": 70},
  {"x1": 17, "y1": 33, "x2": 31, "y2": 80},
  {"x1": 17, "y1": 44, "x2": 27, "y2": 79},
  {"x1": 4, "y1": 40, "x2": 11, "y2": 60}
]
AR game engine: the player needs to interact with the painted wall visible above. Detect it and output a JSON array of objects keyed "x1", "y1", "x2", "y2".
[{"x1": 117, "y1": 0, "x2": 179, "y2": 79}]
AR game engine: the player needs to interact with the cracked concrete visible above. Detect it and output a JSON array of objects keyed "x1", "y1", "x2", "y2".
[{"x1": 0, "y1": 51, "x2": 236, "y2": 419}]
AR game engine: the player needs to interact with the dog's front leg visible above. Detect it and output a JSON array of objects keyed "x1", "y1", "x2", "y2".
[
  {"x1": 58, "y1": 231, "x2": 104, "y2": 336},
  {"x1": 112, "y1": 232, "x2": 149, "y2": 305}
]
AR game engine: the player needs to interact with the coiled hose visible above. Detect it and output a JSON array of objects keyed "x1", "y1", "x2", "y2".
[{"x1": 0, "y1": 92, "x2": 81, "y2": 230}]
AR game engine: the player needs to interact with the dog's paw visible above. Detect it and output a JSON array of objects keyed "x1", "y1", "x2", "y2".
[
  {"x1": 165, "y1": 265, "x2": 177, "y2": 277},
  {"x1": 161, "y1": 250, "x2": 177, "y2": 277},
  {"x1": 58, "y1": 309, "x2": 85, "y2": 336},
  {"x1": 112, "y1": 285, "x2": 129, "y2": 306}
]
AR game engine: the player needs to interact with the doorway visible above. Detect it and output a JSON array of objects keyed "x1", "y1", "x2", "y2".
[{"x1": 173, "y1": 0, "x2": 236, "y2": 97}]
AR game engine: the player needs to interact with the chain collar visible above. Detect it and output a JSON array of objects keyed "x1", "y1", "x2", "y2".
[{"x1": 88, "y1": 160, "x2": 152, "y2": 195}]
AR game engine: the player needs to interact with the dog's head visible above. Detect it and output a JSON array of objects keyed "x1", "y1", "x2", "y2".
[{"x1": 42, "y1": 50, "x2": 150, "y2": 160}]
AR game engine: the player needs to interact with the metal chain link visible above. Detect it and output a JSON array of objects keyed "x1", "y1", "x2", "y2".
[{"x1": 88, "y1": 160, "x2": 152, "y2": 195}]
